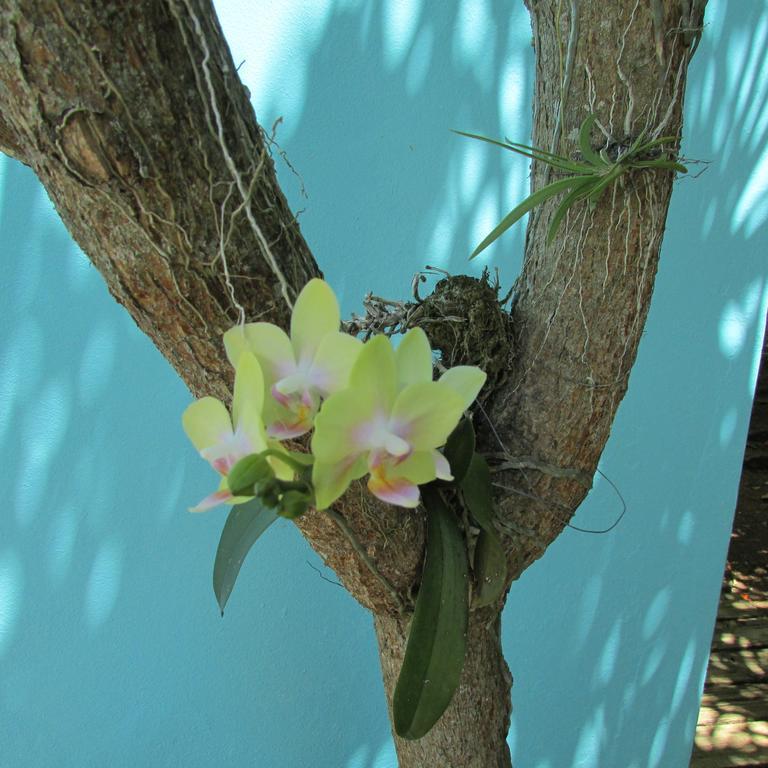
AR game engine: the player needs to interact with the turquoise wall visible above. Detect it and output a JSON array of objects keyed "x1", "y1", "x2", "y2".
[{"x1": 1, "y1": 1, "x2": 766, "y2": 766}]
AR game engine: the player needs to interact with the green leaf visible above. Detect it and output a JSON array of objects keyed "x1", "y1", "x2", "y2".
[
  {"x1": 393, "y1": 487, "x2": 469, "y2": 740},
  {"x1": 470, "y1": 175, "x2": 593, "y2": 259},
  {"x1": 546, "y1": 177, "x2": 598, "y2": 244},
  {"x1": 452, "y1": 130, "x2": 591, "y2": 174},
  {"x1": 227, "y1": 454, "x2": 273, "y2": 496},
  {"x1": 501, "y1": 138, "x2": 595, "y2": 174},
  {"x1": 461, "y1": 454, "x2": 508, "y2": 605},
  {"x1": 460, "y1": 453, "x2": 494, "y2": 530},
  {"x1": 443, "y1": 417, "x2": 476, "y2": 485},
  {"x1": 634, "y1": 135, "x2": 678, "y2": 153},
  {"x1": 577, "y1": 114, "x2": 605, "y2": 168},
  {"x1": 213, "y1": 498, "x2": 279, "y2": 615},
  {"x1": 473, "y1": 530, "x2": 507, "y2": 608},
  {"x1": 586, "y1": 163, "x2": 626, "y2": 207}
]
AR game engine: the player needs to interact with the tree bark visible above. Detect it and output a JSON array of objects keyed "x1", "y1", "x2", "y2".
[
  {"x1": 0, "y1": 1, "x2": 705, "y2": 766},
  {"x1": 376, "y1": 611, "x2": 513, "y2": 768}
]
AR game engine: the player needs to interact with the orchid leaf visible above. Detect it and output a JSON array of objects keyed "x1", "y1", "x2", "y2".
[
  {"x1": 393, "y1": 487, "x2": 468, "y2": 740},
  {"x1": 460, "y1": 453, "x2": 494, "y2": 530},
  {"x1": 473, "y1": 529, "x2": 507, "y2": 608},
  {"x1": 443, "y1": 417, "x2": 475, "y2": 485},
  {"x1": 578, "y1": 114, "x2": 605, "y2": 168},
  {"x1": 461, "y1": 453, "x2": 508, "y2": 604},
  {"x1": 452, "y1": 130, "x2": 592, "y2": 174},
  {"x1": 213, "y1": 498, "x2": 279, "y2": 615},
  {"x1": 471, "y1": 175, "x2": 593, "y2": 258},
  {"x1": 547, "y1": 176, "x2": 598, "y2": 243}
]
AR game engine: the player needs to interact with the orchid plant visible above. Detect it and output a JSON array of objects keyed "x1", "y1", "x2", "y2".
[{"x1": 182, "y1": 278, "x2": 502, "y2": 740}]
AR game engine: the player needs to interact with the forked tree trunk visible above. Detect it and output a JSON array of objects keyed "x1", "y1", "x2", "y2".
[{"x1": 0, "y1": 1, "x2": 705, "y2": 765}]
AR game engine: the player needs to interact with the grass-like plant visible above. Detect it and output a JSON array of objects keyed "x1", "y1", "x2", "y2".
[{"x1": 455, "y1": 114, "x2": 688, "y2": 258}]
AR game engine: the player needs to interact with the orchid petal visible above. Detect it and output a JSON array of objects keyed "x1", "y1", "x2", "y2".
[
  {"x1": 395, "y1": 328, "x2": 433, "y2": 389},
  {"x1": 312, "y1": 455, "x2": 367, "y2": 510},
  {"x1": 201, "y1": 431, "x2": 253, "y2": 475},
  {"x1": 291, "y1": 279, "x2": 341, "y2": 364},
  {"x1": 367, "y1": 471, "x2": 420, "y2": 508},
  {"x1": 189, "y1": 488, "x2": 233, "y2": 513},
  {"x1": 432, "y1": 449, "x2": 453, "y2": 481},
  {"x1": 267, "y1": 416, "x2": 313, "y2": 440},
  {"x1": 222, "y1": 325, "x2": 249, "y2": 367},
  {"x1": 391, "y1": 382, "x2": 464, "y2": 450},
  {"x1": 232, "y1": 352, "x2": 265, "y2": 427},
  {"x1": 242, "y1": 323, "x2": 295, "y2": 385},
  {"x1": 384, "y1": 432, "x2": 411, "y2": 457},
  {"x1": 182, "y1": 397, "x2": 232, "y2": 453},
  {"x1": 311, "y1": 332, "x2": 363, "y2": 395},
  {"x1": 350, "y1": 335, "x2": 398, "y2": 412},
  {"x1": 438, "y1": 366, "x2": 487, "y2": 412},
  {"x1": 394, "y1": 450, "x2": 439, "y2": 485},
  {"x1": 311, "y1": 389, "x2": 378, "y2": 463}
]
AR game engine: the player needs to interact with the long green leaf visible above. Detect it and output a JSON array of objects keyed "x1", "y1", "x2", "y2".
[
  {"x1": 470, "y1": 175, "x2": 593, "y2": 259},
  {"x1": 460, "y1": 453, "x2": 494, "y2": 529},
  {"x1": 587, "y1": 163, "x2": 626, "y2": 207},
  {"x1": 213, "y1": 498, "x2": 279, "y2": 615},
  {"x1": 546, "y1": 177, "x2": 598, "y2": 244},
  {"x1": 578, "y1": 114, "x2": 605, "y2": 168},
  {"x1": 473, "y1": 530, "x2": 507, "y2": 608},
  {"x1": 634, "y1": 135, "x2": 678, "y2": 153},
  {"x1": 461, "y1": 454, "x2": 508, "y2": 606},
  {"x1": 443, "y1": 417, "x2": 476, "y2": 485},
  {"x1": 393, "y1": 487, "x2": 469, "y2": 740},
  {"x1": 501, "y1": 138, "x2": 595, "y2": 173},
  {"x1": 452, "y1": 130, "x2": 591, "y2": 174}
]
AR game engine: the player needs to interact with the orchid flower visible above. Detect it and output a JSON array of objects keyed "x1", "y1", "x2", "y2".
[
  {"x1": 311, "y1": 329, "x2": 486, "y2": 509},
  {"x1": 182, "y1": 351, "x2": 287, "y2": 512},
  {"x1": 223, "y1": 279, "x2": 362, "y2": 440}
]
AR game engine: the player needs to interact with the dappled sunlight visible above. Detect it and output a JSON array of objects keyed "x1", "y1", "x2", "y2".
[
  {"x1": 84, "y1": 540, "x2": 124, "y2": 629},
  {"x1": 452, "y1": 0, "x2": 495, "y2": 87},
  {"x1": 677, "y1": 509, "x2": 695, "y2": 546},
  {"x1": 0, "y1": 549, "x2": 22, "y2": 657},
  {"x1": 16, "y1": 378, "x2": 71, "y2": 527},
  {"x1": 593, "y1": 620, "x2": 622, "y2": 688},
  {"x1": 719, "y1": 406, "x2": 738, "y2": 448},
  {"x1": 0, "y1": 0, "x2": 764, "y2": 765},
  {"x1": 46, "y1": 502, "x2": 79, "y2": 584},
  {"x1": 642, "y1": 588, "x2": 671, "y2": 640},
  {"x1": 719, "y1": 279, "x2": 765, "y2": 360},
  {"x1": 693, "y1": 598, "x2": 768, "y2": 763},
  {"x1": 382, "y1": 0, "x2": 422, "y2": 69},
  {"x1": 76, "y1": 322, "x2": 117, "y2": 408}
]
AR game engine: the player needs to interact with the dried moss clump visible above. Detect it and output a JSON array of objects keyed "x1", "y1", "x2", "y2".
[{"x1": 418, "y1": 274, "x2": 513, "y2": 397}]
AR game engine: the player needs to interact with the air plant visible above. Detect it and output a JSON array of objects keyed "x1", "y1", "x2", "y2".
[{"x1": 455, "y1": 114, "x2": 688, "y2": 258}]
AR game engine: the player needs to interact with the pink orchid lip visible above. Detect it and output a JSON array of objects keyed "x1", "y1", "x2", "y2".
[
  {"x1": 271, "y1": 384, "x2": 293, "y2": 410},
  {"x1": 190, "y1": 488, "x2": 233, "y2": 513},
  {"x1": 368, "y1": 470, "x2": 420, "y2": 508},
  {"x1": 268, "y1": 419, "x2": 311, "y2": 440}
]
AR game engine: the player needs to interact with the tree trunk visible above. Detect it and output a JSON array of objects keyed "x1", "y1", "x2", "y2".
[
  {"x1": 0, "y1": 1, "x2": 706, "y2": 765},
  {"x1": 376, "y1": 611, "x2": 513, "y2": 768}
]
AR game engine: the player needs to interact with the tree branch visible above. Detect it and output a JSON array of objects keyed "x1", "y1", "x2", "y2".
[
  {"x1": 0, "y1": 0, "x2": 422, "y2": 614},
  {"x1": 0, "y1": 111, "x2": 25, "y2": 161}
]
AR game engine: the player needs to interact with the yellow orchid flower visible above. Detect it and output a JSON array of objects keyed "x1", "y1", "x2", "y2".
[
  {"x1": 223, "y1": 279, "x2": 362, "y2": 440},
  {"x1": 311, "y1": 329, "x2": 486, "y2": 509},
  {"x1": 182, "y1": 352, "x2": 286, "y2": 512}
]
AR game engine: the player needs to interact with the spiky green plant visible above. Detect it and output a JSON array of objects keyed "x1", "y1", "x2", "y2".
[{"x1": 455, "y1": 114, "x2": 687, "y2": 259}]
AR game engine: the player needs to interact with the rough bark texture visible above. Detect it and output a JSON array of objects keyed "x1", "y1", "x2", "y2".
[{"x1": 0, "y1": 1, "x2": 705, "y2": 766}]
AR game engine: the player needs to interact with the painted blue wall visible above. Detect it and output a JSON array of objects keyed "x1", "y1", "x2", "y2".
[{"x1": 0, "y1": 1, "x2": 766, "y2": 766}]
